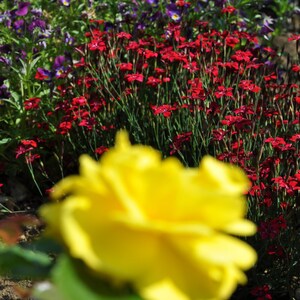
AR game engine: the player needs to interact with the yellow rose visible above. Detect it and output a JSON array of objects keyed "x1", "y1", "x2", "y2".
[{"x1": 40, "y1": 130, "x2": 257, "y2": 300}]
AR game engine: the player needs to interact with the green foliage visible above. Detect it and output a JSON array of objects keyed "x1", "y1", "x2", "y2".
[
  {"x1": 0, "y1": 244, "x2": 52, "y2": 279},
  {"x1": 47, "y1": 254, "x2": 142, "y2": 300}
]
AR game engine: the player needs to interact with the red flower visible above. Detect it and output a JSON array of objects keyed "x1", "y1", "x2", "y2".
[
  {"x1": 292, "y1": 64, "x2": 300, "y2": 72},
  {"x1": 35, "y1": 68, "x2": 51, "y2": 81},
  {"x1": 264, "y1": 72, "x2": 277, "y2": 81},
  {"x1": 89, "y1": 19, "x2": 104, "y2": 24},
  {"x1": 170, "y1": 131, "x2": 192, "y2": 155},
  {"x1": 231, "y1": 50, "x2": 253, "y2": 62},
  {"x1": 183, "y1": 61, "x2": 199, "y2": 73},
  {"x1": 57, "y1": 121, "x2": 72, "y2": 135},
  {"x1": 15, "y1": 140, "x2": 38, "y2": 159},
  {"x1": 124, "y1": 73, "x2": 144, "y2": 83},
  {"x1": 259, "y1": 215, "x2": 287, "y2": 240},
  {"x1": 212, "y1": 129, "x2": 227, "y2": 141},
  {"x1": 221, "y1": 115, "x2": 252, "y2": 130},
  {"x1": 25, "y1": 153, "x2": 40, "y2": 164},
  {"x1": 265, "y1": 137, "x2": 294, "y2": 151},
  {"x1": 116, "y1": 32, "x2": 132, "y2": 39},
  {"x1": 95, "y1": 146, "x2": 109, "y2": 155},
  {"x1": 267, "y1": 244, "x2": 285, "y2": 258},
  {"x1": 225, "y1": 36, "x2": 240, "y2": 47},
  {"x1": 221, "y1": 6, "x2": 236, "y2": 14},
  {"x1": 288, "y1": 34, "x2": 300, "y2": 41},
  {"x1": 214, "y1": 86, "x2": 233, "y2": 98},
  {"x1": 160, "y1": 50, "x2": 188, "y2": 63},
  {"x1": 141, "y1": 49, "x2": 158, "y2": 59},
  {"x1": 74, "y1": 57, "x2": 86, "y2": 68},
  {"x1": 250, "y1": 285, "x2": 272, "y2": 300},
  {"x1": 24, "y1": 97, "x2": 41, "y2": 110},
  {"x1": 146, "y1": 76, "x2": 162, "y2": 87},
  {"x1": 88, "y1": 38, "x2": 106, "y2": 51},
  {"x1": 78, "y1": 117, "x2": 97, "y2": 130},
  {"x1": 290, "y1": 134, "x2": 300, "y2": 142},
  {"x1": 238, "y1": 80, "x2": 261, "y2": 93},
  {"x1": 151, "y1": 104, "x2": 176, "y2": 118},
  {"x1": 72, "y1": 96, "x2": 87, "y2": 106},
  {"x1": 176, "y1": 0, "x2": 190, "y2": 6},
  {"x1": 117, "y1": 63, "x2": 133, "y2": 71},
  {"x1": 154, "y1": 68, "x2": 166, "y2": 75}
]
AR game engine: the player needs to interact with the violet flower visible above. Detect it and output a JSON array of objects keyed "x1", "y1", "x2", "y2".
[
  {"x1": 104, "y1": 22, "x2": 114, "y2": 32},
  {"x1": 13, "y1": 19, "x2": 25, "y2": 33},
  {"x1": 28, "y1": 19, "x2": 46, "y2": 32},
  {"x1": 166, "y1": 4, "x2": 182, "y2": 22},
  {"x1": 0, "y1": 44, "x2": 11, "y2": 54},
  {"x1": 53, "y1": 56, "x2": 66, "y2": 70},
  {"x1": 60, "y1": 0, "x2": 70, "y2": 7},
  {"x1": 31, "y1": 8, "x2": 43, "y2": 17},
  {"x1": 146, "y1": 0, "x2": 159, "y2": 6},
  {"x1": 64, "y1": 32, "x2": 75, "y2": 45},
  {"x1": 53, "y1": 55, "x2": 72, "y2": 78},
  {"x1": 260, "y1": 16, "x2": 274, "y2": 36},
  {"x1": 0, "y1": 57, "x2": 11, "y2": 65},
  {"x1": 0, "y1": 84, "x2": 10, "y2": 100},
  {"x1": 15, "y1": 2, "x2": 31, "y2": 16},
  {"x1": 214, "y1": 0, "x2": 226, "y2": 7}
]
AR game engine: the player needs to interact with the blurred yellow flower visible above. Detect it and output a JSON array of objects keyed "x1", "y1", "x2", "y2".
[{"x1": 40, "y1": 130, "x2": 257, "y2": 300}]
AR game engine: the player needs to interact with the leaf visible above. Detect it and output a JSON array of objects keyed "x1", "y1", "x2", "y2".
[
  {"x1": 0, "y1": 138, "x2": 12, "y2": 145},
  {"x1": 0, "y1": 245, "x2": 52, "y2": 279},
  {"x1": 52, "y1": 254, "x2": 143, "y2": 300}
]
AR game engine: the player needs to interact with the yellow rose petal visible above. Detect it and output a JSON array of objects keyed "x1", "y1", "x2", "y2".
[{"x1": 40, "y1": 130, "x2": 257, "y2": 300}]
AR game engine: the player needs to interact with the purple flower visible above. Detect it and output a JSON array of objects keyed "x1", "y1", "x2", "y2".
[
  {"x1": 118, "y1": 2, "x2": 128, "y2": 13},
  {"x1": 53, "y1": 55, "x2": 71, "y2": 78},
  {"x1": 0, "y1": 84, "x2": 10, "y2": 99},
  {"x1": 60, "y1": 0, "x2": 70, "y2": 6},
  {"x1": 64, "y1": 32, "x2": 75, "y2": 45},
  {"x1": 20, "y1": 50, "x2": 27, "y2": 60},
  {"x1": 149, "y1": 11, "x2": 164, "y2": 22},
  {"x1": 0, "y1": 57, "x2": 11, "y2": 65},
  {"x1": 0, "y1": 44, "x2": 11, "y2": 54},
  {"x1": 28, "y1": 19, "x2": 46, "y2": 32},
  {"x1": 136, "y1": 22, "x2": 146, "y2": 31},
  {"x1": 104, "y1": 22, "x2": 114, "y2": 32},
  {"x1": 37, "y1": 40, "x2": 47, "y2": 49},
  {"x1": 146, "y1": 0, "x2": 159, "y2": 6},
  {"x1": 260, "y1": 16, "x2": 274, "y2": 35},
  {"x1": 166, "y1": 4, "x2": 182, "y2": 22},
  {"x1": 15, "y1": 2, "x2": 31, "y2": 16},
  {"x1": 13, "y1": 19, "x2": 25, "y2": 33},
  {"x1": 214, "y1": 0, "x2": 226, "y2": 7},
  {"x1": 39, "y1": 30, "x2": 52, "y2": 39},
  {"x1": 53, "y1": 55, "x2": 66, "y2": 70},
  {"x1": 31, "y1": 8, "x2": 43, "y2": 17}
]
